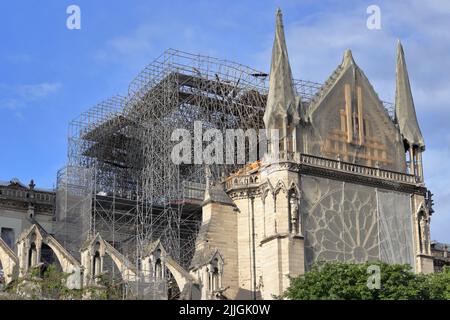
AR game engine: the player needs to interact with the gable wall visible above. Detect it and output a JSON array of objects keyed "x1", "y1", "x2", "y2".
[{"x1": 302, "y1": 67, "x2": 406, "y2": 173}]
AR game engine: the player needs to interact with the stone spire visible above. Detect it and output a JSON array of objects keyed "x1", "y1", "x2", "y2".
[
  {"x1": 342, "y1": 49, "x2": 356, "y2": 68},
  {"x1": 263, "y1": 8, "x2": 300, "y2": 132},
  {"x1": 395, "y1": 40, "x2": 425, "y2": 150},
  {"x1": 203, "y1": 165, "x2": 212, "y2": 202},
  {"x1": 203, "y1": 165, "x2": 234, "y2": 206}
]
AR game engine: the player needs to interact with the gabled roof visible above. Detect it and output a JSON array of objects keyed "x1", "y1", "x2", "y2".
[
  {"x1": 190, "y1": 248, "x2": 223, "y2": 270},
  {"x1": 16, "y1": 222, "x2": 81, "y2": 267},
  {"x1": 80, "y1": 232, "x2": 104, "y2": 250},
  {"x1": 203, "y1": 166, "x2": 234, "y2": 206},
  {"x1": 143, "y1": 238, "x2": 167, "y2": 257},
  {"x1": 203, "y1": 184, "x2": 235, "y2": 206},
  {"x1": 17, "y1": 223, "x2": 45, "y2": 243},
  {"x1": 0, "y1": 178, "x2": 28, "y2": 189},
  {"x1": 0, "y1": 178, "x2": 54, "y2": 193},
  {"x1": 305, "y1": 49, "x2": 392, "y2": 124},
  {"x1": 209, "y1": 249, "x2": 224, "y2": 264}
]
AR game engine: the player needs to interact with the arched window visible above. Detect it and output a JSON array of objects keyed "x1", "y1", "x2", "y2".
[
  {"x1": 212, "y1": 270, "x2": 219, "y2": 291},
  {"x1": 28, "y1": 243, "x2": 37, "y2": 268},
  {"x1": 210, "y1": 258, "x2": 220, "y2": 291},
  {"x1": 93, "y1": 251, "x2": 101, "y2": 278},
  {"x1": 155, "y1": 259, "x2": 162, "y2": 279},
  {"x1": 154, "y1": 249, "x2": 163, "y2": 279},
  {"x1": 41, "y1": 244, "x2": 56, "y2": 266}
]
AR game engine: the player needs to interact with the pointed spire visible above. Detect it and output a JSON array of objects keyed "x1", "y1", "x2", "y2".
[
  {"x1": 202, "y1": 166, "x2": 234, "y2": 206},
  {"x1": 203, "y1": 165, "x2": 212, "y2": 202},
  {"x1": 342, "y1": 49, "x2": 356, "y2": 68},
  {"x1": 395, "y1": 40, "x2": 425, "y2": 150},
  {"x1": 263, "y1": 8, "x2": 299, "y2": 131}
]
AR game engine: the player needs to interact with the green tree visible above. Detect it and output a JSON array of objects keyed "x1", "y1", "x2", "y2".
[
  {"x1": 422, "y1": 266, "x2": 450, "y2": 300},
  {"x1": 284, "y1": 262, "x2": 449, "y2": 300}
]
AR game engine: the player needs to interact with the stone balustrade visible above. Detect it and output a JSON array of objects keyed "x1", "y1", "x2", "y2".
[
  {"x1": 225, "y1": 153, "x2": 417, "y2": 190},
  {"x1": 300, "y1": 154, "x2": 416, "y2": 184},
  {"x1": 0, "y1": 186, "x2": 55, "y2": 205}
]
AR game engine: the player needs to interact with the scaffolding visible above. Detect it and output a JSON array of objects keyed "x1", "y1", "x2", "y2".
[
  {"x1": 126, "y1": 49, "x2": 270, "y2": 273},
  {"x1": 53, "y1": 48, "x2": 394, "y2": 298}
]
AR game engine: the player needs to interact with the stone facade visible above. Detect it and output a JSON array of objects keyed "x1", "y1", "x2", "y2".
[
  {"x1": 178, "y1": 9, "x2": 436, "y2": 300},
  {"x1": 0, "y1": 178, "x2": 55, "y2": 253},
  {"x1": 80, "y1": 233, "x2": 137, "y2": 288},
  {"x1": 16, "y1": 224, "x2": 81, "y2": 289},
  {"x1": 0, "y1": 179, "x2": 56, "y2": 287},
  {"x1": 430, "y1": 241, "x2": 450, "y2": 272}
]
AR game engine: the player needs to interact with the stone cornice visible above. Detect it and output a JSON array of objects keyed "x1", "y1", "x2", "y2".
[
  {"x1": 300, "y1": 162, "x2": 426, "y2": 195},
  {"x1": 225, "y1": 153, "x2": 427, "y2": 198},
  {"x1": 0, "y1": 198, "x2": 54, "y2": 215}
]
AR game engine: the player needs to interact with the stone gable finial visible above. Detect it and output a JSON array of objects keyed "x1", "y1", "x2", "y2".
[
  {"x1": 29, "y1": 179, "x2": 36, "y2": 190},
  {"x1": 395, "y1": 40, "x2": 425, "y2": 150},
  {"x1": 263, "y1": 8, "x2": 300, "y2": 132}
]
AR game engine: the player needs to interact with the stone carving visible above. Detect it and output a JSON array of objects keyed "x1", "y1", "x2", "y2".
[
  {"x1": 142, "y1": 240, "x2": 198, "y2": 298},
  {"x1": 289, "y1": 194, "x2": 300, "y2": 235},
  {"x1": 420, "y1": 214, "x2": 430, "y2": 255},
  {"x1": 16, "y1": 224, "x2": 81, "y2": 289},
  {"x1": 80, "y1": 233, "x2": 137, "y2": 287}
]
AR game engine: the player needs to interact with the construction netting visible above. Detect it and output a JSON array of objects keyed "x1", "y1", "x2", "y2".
[{"x1": 301, "y1": 176, "x2": 415, "y2": 271}]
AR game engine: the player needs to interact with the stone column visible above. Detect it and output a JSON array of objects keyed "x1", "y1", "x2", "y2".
[
  {"x1": 417, "y1": 150, "x2": 424, "y2": 182},
  {"x1": 101, "y1": 255, "x2": 105, "y2": 275},
  {"x1": 409, "y1": 148, "x2": 414, "y2": 176},
  {"x1": 202, "y1": 267, "x2": 209, "y2": 299},
  {"x1": 161, "y1": 258, "x2": 166, "y2": 279},
  {"x1": 35, "y1": 241, "x2": 42, "y2": 266}
]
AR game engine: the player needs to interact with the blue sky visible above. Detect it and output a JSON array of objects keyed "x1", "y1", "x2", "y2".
[{"x1": 0, "y1": 0, "x2": 449, "y2": 242}]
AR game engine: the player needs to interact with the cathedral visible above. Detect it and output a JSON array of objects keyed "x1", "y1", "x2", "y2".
[
  {"x1": 185, "y1": 9, "x2": 434, "y2": 299},
  {"x1": 0, "y1": 9, "x2": 437, "y2": 300}
]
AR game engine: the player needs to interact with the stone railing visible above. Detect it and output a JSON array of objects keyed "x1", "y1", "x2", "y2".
[
  {"x1": 300, "y1": 154, "x2": 416, "y2": 184},
  {"x1": 225, "y1": 153, "x2": 417, "y2": 190},
  {"x1": 225, "y1": 173, "x2": 261, "y2": 190},
  {"x1": 0, "y1": 187, "x2": 55, "y2": 205},
  {"x1": 431, "y1": 250, "x2": 449, "y2": 260}
]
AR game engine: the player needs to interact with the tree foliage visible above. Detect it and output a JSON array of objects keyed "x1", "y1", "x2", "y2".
[{"x1": 284, "y1": 262, "x2": 450, "y2": 300}]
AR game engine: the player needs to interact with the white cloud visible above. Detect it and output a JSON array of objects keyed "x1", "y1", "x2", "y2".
[
  {"x1": 107, "y1": 25, "x2": 156, "y2": 57},
  {"x1": 0, "y1": 82, "x2": 62, "y2": 110},
  {"x1": 94, "y1": 21, "x2": 213, "y2": 69},
  {"x1": 17, "y1": 83, "x2": 62, "y2": 101},
  {"x1": 93, "y1": 25, "x2": 158, "y2": 66}
]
